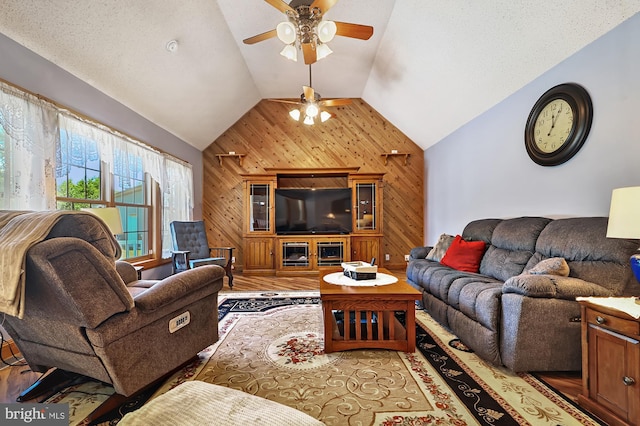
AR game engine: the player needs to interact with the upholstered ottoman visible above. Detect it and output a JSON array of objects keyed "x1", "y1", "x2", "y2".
[{"x1": 119, "y1": 381, "x2": 325, "y2": 425}]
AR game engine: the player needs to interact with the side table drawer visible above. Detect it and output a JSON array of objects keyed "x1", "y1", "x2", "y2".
[{"x1": 586, "y1": 308, "x2": 639, "y2": 336}]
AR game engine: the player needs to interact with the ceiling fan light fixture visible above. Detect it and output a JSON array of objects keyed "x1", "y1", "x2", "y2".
[
  {"x1": 315, "y1": 43, "x2": 333, "y2": 60},
  {"x1": 305, "y1": 104, "x2": 319, "y2": 118},
  {"x1": 317, "y1": 20, "x2": 337, "y2": 43},
  {"x1": 289, "y1": 109, "x2": 301, "y2": 121},
  {"x1": 280, "y1": 44, "x2": 298, "y2": 61},
  {"x1": 320, "y1": 111, "x2": 332, "y2": 122},
  {"x1": 276, "y1": 21, "x2": 297, "y2": 44},
  {"x1": 303, "y1": 115, "x2": 315, "y2": 125}
]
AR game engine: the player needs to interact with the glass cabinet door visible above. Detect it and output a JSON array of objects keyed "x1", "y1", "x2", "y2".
[
  {"x1": 249, "y1": 183, "x2": 270, "y2": 232},
  {"x1": 316, "y1": 241, "x2": 345, "y2": 266},
  {"x1": 282, "y1": 241, "x2": 310, "y2": 268},
  {"x1": 355, "y1": 183, "x2": 376, "y2": 231}
]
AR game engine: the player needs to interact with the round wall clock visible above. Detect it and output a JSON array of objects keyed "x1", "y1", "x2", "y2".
[{"x1": 524, "y1": 83, "x2": 593, "y2": 166}]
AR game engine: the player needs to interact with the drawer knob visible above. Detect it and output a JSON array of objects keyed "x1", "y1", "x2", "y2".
[
  {"x1": 623, "y1": 376, "x2": 635, "y2": 386},
  {"x1": 595, "y1": 316, "x2": 606, "y2": 324}
]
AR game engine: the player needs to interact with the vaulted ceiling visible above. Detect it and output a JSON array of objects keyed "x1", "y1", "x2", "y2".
[{"x1": 1, "y1": 1, "x2": 638, "y2": 151}]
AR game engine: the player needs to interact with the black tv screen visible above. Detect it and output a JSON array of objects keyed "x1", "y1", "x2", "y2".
[{"x1": 275, "y1": 188, "x2": 352, "y2": 234}]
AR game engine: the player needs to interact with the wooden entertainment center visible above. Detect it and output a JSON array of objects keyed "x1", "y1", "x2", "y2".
[{"x1": 241, "y1": 168, "x2": 384, "y2": 276}]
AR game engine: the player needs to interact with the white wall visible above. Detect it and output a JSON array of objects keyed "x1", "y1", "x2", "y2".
[
  {"x1": 0, "y1": 33, "x2": 204, "y2": 219},
  {"x1": 423, "y1": 13, "x2": 640, "y2": 245}
]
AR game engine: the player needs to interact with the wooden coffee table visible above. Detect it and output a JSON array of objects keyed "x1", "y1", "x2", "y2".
[{"x1": 320, "y1": 268, "x2": 422, "y2": 353}]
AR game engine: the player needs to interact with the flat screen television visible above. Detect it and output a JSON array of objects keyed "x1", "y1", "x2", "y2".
[{"x1": 275, "y1": 188, "x2": 352, "y2": 234}]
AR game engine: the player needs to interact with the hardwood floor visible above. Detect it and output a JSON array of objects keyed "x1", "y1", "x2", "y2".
[{"x1": 0, "y1": 270, "x2": 582, "y2": 410}]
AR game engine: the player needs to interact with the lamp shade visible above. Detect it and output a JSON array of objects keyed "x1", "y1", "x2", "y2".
[
  {"x1": 315, "y1": 43, "x2": 333, "y2": 60},
  {"x1": 276, "y1": 22, "x2": 297, "y2": 44},
  {"x1": 606, "y1": 187, "x2": 640, "y2": 239},
  {"x1": 280, "y1": 44, "x2": 297, "y2": 61},
  {"x1": 81, "y1": 207, "x2": 123, "y2": 235},
  {"x1": 317, "y1": 20, "x2": 337, "y2": 43}
]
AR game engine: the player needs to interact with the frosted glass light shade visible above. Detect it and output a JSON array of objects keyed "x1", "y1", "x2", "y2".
[
  {"x1": 280, "y1": 44, "x2": 297, "y2": 61},
  {"x1": 81, "y1": 207, "x2": 123, "y2": 235},
  {"x1": 305, "y1": 104, "x2": 319, "y2": 118},
  {"x1": 607, "y1": 187, "x2": 640, "y2": 239},
  {"x1": 276, "y1": 22, "x2": 297, "y2": 44},
  {"x1": 303, "y1": 115, "x2": 314, "y2": 125},
  {"x1": 289, "y1": 109, "x2": 301, "y2": 120},
  {"x1": 320, "y1": 111, "x2": 332, "y2": 122},
  {"x1": 317, "y1": 20, "x2": 337, "y2": 43},
  {"x1": 315, "y1": 43, "x2": 333, "y2": 60}
]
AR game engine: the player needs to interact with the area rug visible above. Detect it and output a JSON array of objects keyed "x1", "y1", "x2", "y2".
[{"x1": 144, "y1": 291, "x2": 602, "y2": 426}]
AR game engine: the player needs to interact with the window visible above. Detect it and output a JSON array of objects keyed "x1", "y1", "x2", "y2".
[
  {"x1": 54, "y1": 115, "x2": 192, "y2": 264},
  {"x1": 0, "y1": 80, "x2": 193, "y2": 265}
]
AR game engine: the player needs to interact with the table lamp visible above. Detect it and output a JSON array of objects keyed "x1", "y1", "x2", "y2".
[
  {"x1": 606, "y1": 186, "x2": 640, "y2": 282},
  {"x1": 80, "y1": 207, "x2": 123, "y2": 235}
]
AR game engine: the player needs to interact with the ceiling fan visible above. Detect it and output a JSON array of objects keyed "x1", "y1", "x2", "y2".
[
  {"x1": 268, "y1": 65, "x2": 352, "y2": 125},
  {"x1": 243, "y1": 0, "x2": 374, "y2": 65}
]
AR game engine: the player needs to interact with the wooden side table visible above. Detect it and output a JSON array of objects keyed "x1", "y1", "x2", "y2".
[{"x1": 578, "y1": 299, "x2": 640, "y2": 425}]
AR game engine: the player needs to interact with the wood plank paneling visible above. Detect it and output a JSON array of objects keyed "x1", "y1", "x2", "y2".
[{"x1": 203, "y1": 99, "x2": 424, "y2": 269}]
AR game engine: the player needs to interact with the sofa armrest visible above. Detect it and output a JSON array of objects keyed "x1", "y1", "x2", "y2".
[
  {"x1": 503, "y1": 274, "x2": 614, "y2": 300},
  {"x1": 134, "y1": 265, "x2": 225, "y2": 312},
  {"x1": 410, "y1": 246, "x2": 432, "y2": 260}
]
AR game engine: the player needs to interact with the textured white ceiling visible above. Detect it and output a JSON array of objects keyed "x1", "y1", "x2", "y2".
[{"x1": 0, "y1": 0, "x2": 638, "y2": 151}]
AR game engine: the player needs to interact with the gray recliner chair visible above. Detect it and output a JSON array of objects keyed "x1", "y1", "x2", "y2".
[
  {"x1": 170, "y1": 220, "x2": 234, "y2": 288},
  {"x1": 0, "y1": 211, "x2": 224, "y2": 418}
]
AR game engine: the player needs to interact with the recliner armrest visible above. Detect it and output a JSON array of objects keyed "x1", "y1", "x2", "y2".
[
  {"x1": 503, "y1": 274, "x2": 614, "y2": 300},
  {"x1": 134, "y1": 265, "x2": 225, "y2": 312},
  {"x1": 115, "y1": 261, "x2": 138, "y2": 284}
]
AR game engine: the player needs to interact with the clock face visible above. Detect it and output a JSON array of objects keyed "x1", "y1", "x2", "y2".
[
  {"x1": 532, "y1": 99, "x2": 574, "y2": 153},
  {"x1": 524, "y1": 83, "x2": 593, "y2": 166}
]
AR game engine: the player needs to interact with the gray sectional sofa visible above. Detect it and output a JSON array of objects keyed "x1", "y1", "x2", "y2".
[{"x1": 407, "y1": 216, "x2": 639, "y2": 372}]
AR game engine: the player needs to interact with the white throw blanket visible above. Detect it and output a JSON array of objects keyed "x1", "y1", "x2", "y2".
[{"x1": 0, "y1": 210, "x2": 116, "y2": 318}]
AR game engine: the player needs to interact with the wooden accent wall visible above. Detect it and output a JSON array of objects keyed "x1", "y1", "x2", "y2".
[{"x1": 202, "y1": 99, "x2": 424, "y2": 270}]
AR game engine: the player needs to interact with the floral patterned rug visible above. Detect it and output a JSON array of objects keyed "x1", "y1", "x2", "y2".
[
  {"x1": 50, "y1": 291, "x2": 602, "y2": 425},
  {"x1": 149, "y1": 291, "x2": 602, "y2": 426}
]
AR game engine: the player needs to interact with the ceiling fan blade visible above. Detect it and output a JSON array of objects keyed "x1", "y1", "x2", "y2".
[
  {"x1": 267, "y1": 99, "x2": 303, "y2": 105},
  {"x1": 310, "y1": 0, "x2": 339, "y2": 13},
  {"x1": 334, "y1": 21, "x2": 374, "y2": 40},
  {"x1": 320, "y1": 98, "x2": 352, "y2": 107},
  {"x1": 303, "y1": 86, "x2": 315, "y2": 101},
  {"x1": 243, "y1": 29, "x2": 277, "y2": 45},
  {"x1": 265, "y1": 0, "x2": 295, "y2": 13},
  {"x1": 302, "y1": 43, "x2": 317, "y2": 65}
]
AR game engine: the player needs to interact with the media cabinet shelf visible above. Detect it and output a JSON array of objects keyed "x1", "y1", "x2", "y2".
[{"x1": 241, "y1": 169, "x2": 385, "y2": 276}]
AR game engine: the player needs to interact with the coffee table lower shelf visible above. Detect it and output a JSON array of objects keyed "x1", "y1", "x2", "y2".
[{"x1": 327, "y1": 309, "x2": 408, "y2": 352}]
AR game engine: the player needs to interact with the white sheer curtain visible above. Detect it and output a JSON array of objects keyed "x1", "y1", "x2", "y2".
[
  {"x1": 59, "y1": 113, "x2": 194, "y2": 257},
  {"x1": 0, "y1": 82, "x2": 58, "y2": 210},
  {"x1": 162, "y1": 158, "x2": 194, "y2": 257}
]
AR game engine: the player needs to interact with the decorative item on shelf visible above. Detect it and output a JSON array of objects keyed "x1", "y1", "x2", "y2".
[
  {"x1": 381, "y1": 152, "x2": 410, "y2": 166},
  {"x1": 243, "y1": 0, "x2": 374, "y2": 65},
  {"x1": 606, "y1": 186, "x2": 640, "y2": 294},
  {"x1": 80, "y1": 207, "x2": 123, "y2": 235},
  {"x1": 269, "y1": 65, "x2": 350, "y2": 125},
  {"x1": 216, "y1": 153, "x2": 246, "y2": 166}
]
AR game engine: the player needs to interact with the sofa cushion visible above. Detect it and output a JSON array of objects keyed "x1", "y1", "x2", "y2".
[
  {"x1": 527, "y1": 257, "x2": 569, "y2": 276},
  {"x1": 426, "y1": 233, "x2": 454, "y2": 261},
  {"x1": 479, "y1": 217, "x2": 551, "y2": 282},
  {"x1": 440, "y1": 235, "x2": 486, "y2": 273}
]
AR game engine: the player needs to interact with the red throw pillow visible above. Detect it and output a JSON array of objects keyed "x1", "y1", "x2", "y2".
[{"x1": 440, "y1": 235, "x2": 486, "y2": 273}]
